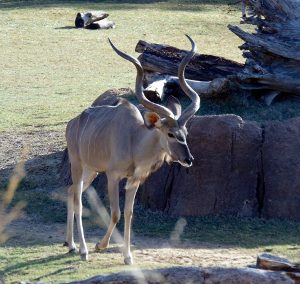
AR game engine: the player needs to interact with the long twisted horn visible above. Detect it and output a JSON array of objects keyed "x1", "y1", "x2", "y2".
[
  {"x1": 177, "y1": 35, "x2": 200, "y2": 127},
  {"x1": 108, "y1": 38, "x2": 175, "y2": 119}
]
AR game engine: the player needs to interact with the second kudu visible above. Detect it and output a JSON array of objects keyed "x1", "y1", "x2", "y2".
[{"x1": 64, "y1": 35, "x2": 200, "y2": 264}]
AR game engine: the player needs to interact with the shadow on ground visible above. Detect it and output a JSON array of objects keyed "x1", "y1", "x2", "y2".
[
  {"x1": 54, "y1": 26, "x2": 77, "y2": 29},
  {"x1": 0, "y1": 150, "x2": 68, "y2": 223},
  {"x1": 1, "y1": 148, "x2": 300, "y2": 252}
]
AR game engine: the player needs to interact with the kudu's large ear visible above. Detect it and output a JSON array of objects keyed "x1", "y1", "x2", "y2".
[
  {"x1": 166, "y1": 95, "x2": 182, "y2": 120},
  {"x1": 143, "y1": 112, "x2": 162, "y2": 128}
]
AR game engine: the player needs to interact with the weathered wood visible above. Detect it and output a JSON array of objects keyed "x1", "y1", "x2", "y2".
[
  {"x1": 135, "y1": 40, "x2": 244, "y2": 81},
  {"x1": 75, "y1": 11, "x2": 115, "y2": 30},
  {"x1": 228, "y1": 0, "x2": 300, "y2": 96},
  {"x1": 143, "y1": 74, "x2": 230, "y2": 101},
  {"x1": 285, "y1": 272, "x2": 300, "y2": 283},
  {"x1": 144, "y1": 75, "x2": 170, "y2": 102},
  {"x1": 84, "y1": 11, "x2": 109, "y2": 26},
  {"x1": 228, "y1": 25, "x2": 300, "y2": 61},
  {"x1": 135, "y1": 0, "x2": 300, "y2": 99},
  {"x1": 257, "y1": 254, "x2": 300, "y2": 273},
  {"x1": 233, "y1": 73, "x2": 300, "y2": 96}
]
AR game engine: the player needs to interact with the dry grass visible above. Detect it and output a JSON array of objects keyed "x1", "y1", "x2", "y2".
[
  {"x1": 1, "y1": 1, "x2": 299, "y2": 135},
  {"x1": 0, "y1": 1, "x2": 300, "y2": 283},
  {"x1": 0, "y1": 0, "x2": 245, "y2": 133},
  {"x1": 0, "y1": 149, "x2": 28, "y2": 243}
]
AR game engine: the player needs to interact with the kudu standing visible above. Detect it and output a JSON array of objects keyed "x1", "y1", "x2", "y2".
[{"x1": 64, "y1": 35, "x2": 200, "y2": 264}]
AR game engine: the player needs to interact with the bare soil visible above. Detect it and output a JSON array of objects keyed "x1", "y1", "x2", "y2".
[{"x1": 7, "y1": 215, "x2": 256, "y2": 269}]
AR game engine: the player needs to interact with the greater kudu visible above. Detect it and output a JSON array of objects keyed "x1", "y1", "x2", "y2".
[{"x1": 64, "y1": 35, "x2": 200, "y2": 264}]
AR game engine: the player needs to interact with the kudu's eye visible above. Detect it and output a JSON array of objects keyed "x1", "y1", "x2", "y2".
[{"x1": 168, "y1": 133, "x2": 175, "y2": 138}]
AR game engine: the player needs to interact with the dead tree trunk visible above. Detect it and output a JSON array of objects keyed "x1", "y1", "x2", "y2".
[
  {"x1": 135, "y1": 0, "x2": 299, "y2": 102},
  {"x1": 135, "y1": 40, "x2": 244, "y2": 81},
  {"x1": 135, "y1": 40, "x2": 243, "y2": 100},
  {"x1": 257, "y1": 254, "x2": 300, "y2": 273},
  {"x1": 143, "y1": 73, "x2": 231, "y2": 101},
  {"x1": 228, "y1": 0, "x2": 300, "y2": 96}
]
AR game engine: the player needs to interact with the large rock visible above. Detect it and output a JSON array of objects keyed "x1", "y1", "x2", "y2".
[
  {"x1": 60, "y1": 92, "x2": 300, "y2": 220},
  {"x1": 68, "y1": 266, "x2": 295, "y2": 284},
  {"x1": 261, "y1": 117, "x2": 300, "y2": 219},
  {"x1": 138, "y1": 115, "x2": 262, "y2": 217}
]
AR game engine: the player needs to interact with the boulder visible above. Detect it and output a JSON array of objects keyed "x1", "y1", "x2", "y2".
[
  {"x1": 68, "y1": 266, "x2": 294, "y2": 284},
  {"x1": 60, "y1": 90, "x2": 300, "y2": 220},
  {"x1": 138, "y1": 115, "x2": 262, "y2": 217},
  {"x1": 261, "y1": 117, "x2": 300, "y2": 220}
]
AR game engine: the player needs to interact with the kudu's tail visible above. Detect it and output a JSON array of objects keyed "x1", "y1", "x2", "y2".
[{"x1": 60, "y1": 148, "x2": 72, "y2": 186}]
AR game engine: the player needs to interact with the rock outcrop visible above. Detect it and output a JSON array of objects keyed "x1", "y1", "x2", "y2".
[
  {"x1": 61, "y1": 91, "x2": 300, "y2": 220},
  {"x1": 138, "y1": 115, "x2": 262, "y2": 217},
  {"x1": 69, "y1": 266, "x2": 295, "y2": 284},
  {"x1": 262, "y1": 118, "x2": 300, "y2": 219},
  {"x1": 137, "y1": 116, "x2": 300, "y2": 220}
]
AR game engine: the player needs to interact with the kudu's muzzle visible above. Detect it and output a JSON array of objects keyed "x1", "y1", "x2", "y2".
[
  {"x1": 184, "y1": 154, "x2": 194, "y2": 167},
  {"x1": 178, "y1": 145, "x2": 194, "y2": 167}
]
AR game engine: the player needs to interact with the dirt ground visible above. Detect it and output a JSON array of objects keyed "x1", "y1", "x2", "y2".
[
  {"x1": 1, "y1": 130, "x2": 257, "y2": 270},
  {"x1": 7, "y1": 215, "x2": 256, "y2": 269}
]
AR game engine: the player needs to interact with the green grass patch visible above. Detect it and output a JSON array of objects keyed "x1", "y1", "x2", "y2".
[
  {"x1": 1, "y1": 0, "x2": 298, "y2": 135},
  {"x1": 0, "y1": 243, "x2": 165, "y2": 283},
  {"x1": 3, "y1": 178, "x2": 300, "y2": 265},
  {"x1": 133, "y1": 206, "x2": 300, "y2": 257},
  {"x1": 1, "y1": 208, "x2": 299, "y2": 283},
  {"x1": 0, "y1": 0, "x2": 271, "y2": 134},
  {"x1": 1, "y1": 174, "x2": 300, "y2": 282}
]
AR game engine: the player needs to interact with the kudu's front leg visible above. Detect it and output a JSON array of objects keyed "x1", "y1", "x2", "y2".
[
  {"x1": 65, "y1": 166, "x2": 97, "y2": 260},
  {"x1": 123, "y1": 181, "x2": 139, "y2": 265},
  {"x1": 95, "y1": 175, "x2": 120, "y2": 251}
]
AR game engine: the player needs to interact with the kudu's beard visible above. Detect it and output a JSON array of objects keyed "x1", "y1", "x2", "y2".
[
  {"x1": 177, "y1": 159, "x2": 193, "y2": 168},
  {"x1": 165, "y1": 154, "x2": 173, "y2": 165},
  {"x1": 164, "y1": 153, "x2": 192, "y2": 167}
]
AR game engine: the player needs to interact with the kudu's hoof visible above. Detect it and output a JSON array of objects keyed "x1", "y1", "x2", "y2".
[
  {"x1": 95, "y1": 243, "x2": 101, "y2": 251},
  {"x1": 95, "y1": 242, "x2": 107, "y2": 251},
  {"x1": 64, "y1": 241, "x2": 77, "y2": 253},
  {"x1": 124, "y1": 256, "x2": 133, "y2": 265},
  {"x1": 80, "y1": 253, "x2": 88, "y2": 261},
  {"x1": 68, "y1": 248, "x2": 77, "y2": 254}
]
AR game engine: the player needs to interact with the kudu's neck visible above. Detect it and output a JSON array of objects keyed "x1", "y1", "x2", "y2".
[{"x1": 132, "y1": 126, "x2": 165, "y2": 164}]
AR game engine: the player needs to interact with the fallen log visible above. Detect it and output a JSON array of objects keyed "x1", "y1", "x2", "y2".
[
  {"x1": 136, "y1": 0, "x2": 300, "y2": 100},
  {"x1": 257, "y1": 254, "x2": 300, "y2": 273},
  {"x1": 135, "y1": 40, "x2": 244, "y2": 81},
  {"x1": 75, "y1": 11, "x2": 115, "y2": 29},
  {"x1": 143, "y1": 73, "x2": 231, "y2": 101}
]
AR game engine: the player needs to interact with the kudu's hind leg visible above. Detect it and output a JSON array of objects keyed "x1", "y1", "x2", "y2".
[
  {"x1": 74, "y1": 167, "x2": 97, "y2": 260},
  {"x1": 65, "y1": 164, "x2": 83, "y2": 253},
  {"x1": 65, "y1": 184, "x2": 77, "y2": 253},
  {"x1": 66, "y1": 165, "x2": 96, "y2": 260},
  {"x1": 123, "y1": 180, "x2": 139, "y2": 265},
  {"x1": 95, "y1": 174, "x2": 120, "y2": 251}
]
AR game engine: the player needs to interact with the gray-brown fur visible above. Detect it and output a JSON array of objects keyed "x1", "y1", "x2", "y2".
[{"x1": 64, "y1": 36, "x2": 199, "y2": 264}]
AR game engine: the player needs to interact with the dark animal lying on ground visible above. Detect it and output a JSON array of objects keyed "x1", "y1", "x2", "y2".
[{"x1": 75, "y1": 11, "x2": 115, "y2": 30}]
